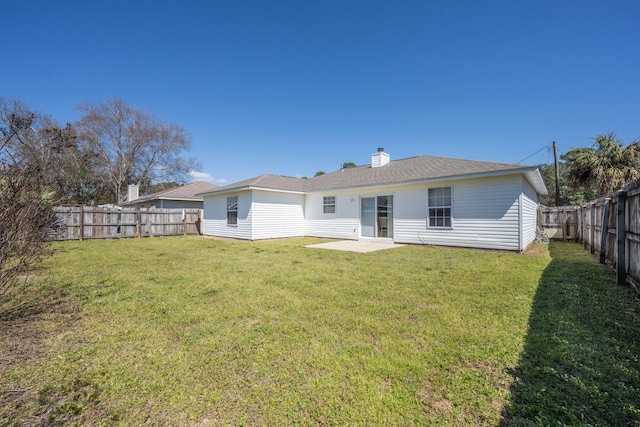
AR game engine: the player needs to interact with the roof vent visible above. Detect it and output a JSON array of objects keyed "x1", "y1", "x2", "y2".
[{"x1": 372, "y1": 148, "x2": 390, "y2": 168}]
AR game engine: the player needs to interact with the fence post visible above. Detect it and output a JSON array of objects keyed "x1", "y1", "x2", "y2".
[
  {"x1": 617, "y1": 190, "x2": 627, "y2": 285},
  {"x1": 577, "y1": 207, "x2": 582, "y2": 243},
  {"x1": 590, "y1": 202, "x2": 596, "y2": 254},
  {"x1": 136, "y1": 209, "x2": 142, "y2": 238},
  {"x1": 568, "y1": 208, "x2": 575, "y2": 241},
  {"x1": 183, "y1": 209, "x2": 187, "y2": 236},
  {"x1": 600, "y1": 199, "x2": 610, "y2": 264},
  {"x1": 146, "y1": 208, "x2": 153, "y2": 238},
  {"x1": 584, "y1": 206, "x2": 588, "y2": 247},
  {"x1": 78, "y1": 205, "x2": 84, "y2": 241},
  {"x1": 583, "y1": 206, "x2": 589, "y2": 249}
]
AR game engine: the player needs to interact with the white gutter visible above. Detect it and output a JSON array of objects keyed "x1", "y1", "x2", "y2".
[
  {"x1": 197, "y1": 186, "x2": 305, "y2": 197},
  {"x1": 196, "y1": 167, "x2": 548, "y2": 197},
  {"x1": 306, "y1": 167, "x2": 548, "y2": 195}
]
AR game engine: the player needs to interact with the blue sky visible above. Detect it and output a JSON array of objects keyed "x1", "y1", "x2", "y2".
[{"x1": 2, "y1": 1, "x2": 639, "y2": 185}]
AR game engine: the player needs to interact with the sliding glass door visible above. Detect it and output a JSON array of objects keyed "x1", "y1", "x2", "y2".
[
  {"x1": 361, "y1": 197, "x2": 376, "y2": 238},
  {"x1": 360, "y1": 196, "x2": 393, "y2": 239}
]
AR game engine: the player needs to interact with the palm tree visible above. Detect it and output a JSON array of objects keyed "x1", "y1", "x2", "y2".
[{"x1": 562, "y1": 133, "x2": 640, "y2": 196}]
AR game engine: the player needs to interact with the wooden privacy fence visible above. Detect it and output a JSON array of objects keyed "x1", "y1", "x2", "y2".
[
  {"x1": 53, "y1": 206, "x2": 202, "y2": 241},
  {"x1": 541, "y1": 181, "x2": 640, "y2": 292},
  {"x1": 538, "y1": 206, "x2": 580, "y2": 240}
]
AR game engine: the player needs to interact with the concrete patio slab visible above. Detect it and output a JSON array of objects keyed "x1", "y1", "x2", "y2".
[{"x1": 305, "y1": 240, "x2": 406, "y2": 253}]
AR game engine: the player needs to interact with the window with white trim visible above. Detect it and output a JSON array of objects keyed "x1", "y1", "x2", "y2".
[
  {"x1": 323, "y1": 196, "x2": 336, "y2": 214},
  {"x1": 227, "y1": 196, "x2": 238, "y2": 225},
  {"x1": 428, "y1": 187, "x2": 452, "y2": 227}
]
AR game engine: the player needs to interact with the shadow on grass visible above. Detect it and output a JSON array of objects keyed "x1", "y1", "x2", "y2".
[{"x1": 502, "y1": 241, "x2": 640, "y2": 426}]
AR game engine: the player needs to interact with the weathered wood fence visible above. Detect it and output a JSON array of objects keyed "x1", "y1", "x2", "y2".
[
  {"x1": 538, "y1": 206, "x2": 580, "y2": 240},
  {"x1": 540, "y1": 181, "x2": 640, "y2": 292},
  {"x1": 53, "y1": 206, "x2": 202, "y2": 241}
]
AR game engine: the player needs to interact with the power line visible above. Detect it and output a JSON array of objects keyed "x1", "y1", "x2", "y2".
[{"x1": 517, "y1": 144, "x2": 551, "y2": 164}]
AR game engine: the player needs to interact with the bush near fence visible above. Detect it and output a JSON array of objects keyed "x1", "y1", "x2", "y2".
[
  {"x1": 53, "y1": 206, "x2": 202, "y2": 241},
  {"x1": 540, "y1": 179, "x2": 640, "y2": 293}
]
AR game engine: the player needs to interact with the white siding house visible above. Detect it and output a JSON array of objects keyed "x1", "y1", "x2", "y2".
[
  {"x1": 304, "y1": 191, "x2": 361, "y2": 240},
  {"x1": 202, "y1": 191, "x2": 253, "y2": 240},
  {"x1": 521, "y1": 178, "x2": 540, "y2": 250},
  {"x1": 251, "y1": 190, "x2": 305, "y2": 240},
  {"x1": 391, "y1": 176, "x2": 524, "y2": 251},
  {"x1": 198, "y1": 150, "x2": 548, "y2": 251}
]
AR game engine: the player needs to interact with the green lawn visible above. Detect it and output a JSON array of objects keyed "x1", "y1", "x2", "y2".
[{"x1": 1, "y1": 237, "x2": 639, "y2": 426}]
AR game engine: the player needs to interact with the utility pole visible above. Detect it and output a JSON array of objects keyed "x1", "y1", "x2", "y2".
[{"x1": 553, "y1": 141, "x2": 561, "y2": 206}]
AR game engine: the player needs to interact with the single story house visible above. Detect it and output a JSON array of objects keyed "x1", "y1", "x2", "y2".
[
  {"x1": 198, "y1": 149, "x2": 547, "y2": 251},
  {"x1": 122, "y1": 181, "x2": 218, "y2": 210}
]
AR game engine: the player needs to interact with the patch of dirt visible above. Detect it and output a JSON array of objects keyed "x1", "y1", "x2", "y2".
[
  {"x1": 523, "y1": 242, "x2": 551, "y2": 257},
  {"x1": 419, "y1": 388, "x2": 452, "y2": 417},
  {"x1": 0, "y1": 294, "x2": 79, "y2": 425},
  {"x1": 190, "y1": 417, "x2": 220, "y2": 426},
  {"x1": 463, "y1": 362, "x2": 513, "y2": 389},
  {"x1": 1, "y1": 297, "x2": 77, "y2": 366}
]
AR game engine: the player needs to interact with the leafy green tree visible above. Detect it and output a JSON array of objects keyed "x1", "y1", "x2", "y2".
[
  {"x1": 562, "y1": 133, "x2": 640, "y2": 196},
  {"x1": 341, "y1": 162, "x2": 357, "y2": 169},
  {"x1": 314, "y1": 171, "x2": 325, "y2": 177},
  {"x1": 538, "y1": 163, "x2": 596, "y2": 206}
]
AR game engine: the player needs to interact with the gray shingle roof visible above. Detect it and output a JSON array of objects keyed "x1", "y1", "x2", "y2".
[
  {"x1": 200, "y1": 174, "x2": 306, "y2": 194},
  {"x1": 198, "y1": 155, "x2": 548, "y2": 196},
  {"x1": 305, "y1": 155, "x2": 538, "y2": 191},
  {"x1": 124, "y1": 181, "x2": 219, "y2": 204}
]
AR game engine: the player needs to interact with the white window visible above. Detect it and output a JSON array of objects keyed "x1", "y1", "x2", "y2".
[
  {"x1": 323, "y1": 196, "x2": 336, "y2": 214},
  {"x1": 428, "y1": 187, "x2": 452, "y2": 228},
  {"x1": 227, "y1": 196, "x2": 238, "y2": 225}
]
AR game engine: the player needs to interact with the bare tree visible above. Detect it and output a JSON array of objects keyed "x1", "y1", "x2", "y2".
[
  {"x1": 0, "y1": 99, "x2": 60, "y2": 298},
  {"x1": 75, "y1": 99, "x2": 198, "y2": 203},
  {"x1": 0, "y1": 98, "x2": 107, "y2": 204}
]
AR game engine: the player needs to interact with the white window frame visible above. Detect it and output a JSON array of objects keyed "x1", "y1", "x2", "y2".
[
  {"x1": 227, "y1": 195, "x2": 238, "y2": 226},
  {"x1": 323, "y1": 196, "x2": 336, "y2": 214},
  {"x1": 428, "y1": 187, "x2": 452, "y2": 228}
]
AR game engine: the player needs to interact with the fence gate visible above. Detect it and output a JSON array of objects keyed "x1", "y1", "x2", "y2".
[{"x1": 538, "y1": 206, "x2": 579, "y2": 240}]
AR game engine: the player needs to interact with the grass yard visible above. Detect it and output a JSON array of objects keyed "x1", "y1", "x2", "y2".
[{"x1": 1, "y1": 237, "x2": 639, "y2": 426}]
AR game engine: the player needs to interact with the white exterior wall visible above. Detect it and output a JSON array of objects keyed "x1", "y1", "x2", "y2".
[
  {"x1": 520, "y1": 178, "x2": 539, "y2": 250},
  {"x1": 251, "y1": 190, "x2": 305, "y2": 239},
  {"x1": 202, "y1": 190, "x2": 304, "y2": 240},
  {"x1": 202, "y1": 191, "x2": 253, "y2": 240},
  {"x1": 393, "y1": 175, "x2": 523, "y2": 250},
  {"x1": 304, "y1": 192, "x2": 361, "y2": 240},
  {"x1": 305, "y1": 175, "x2": 525, "y2": 250},
  {"x1": 202, "y1": 173, "x2": 538, "y2": 250}
]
